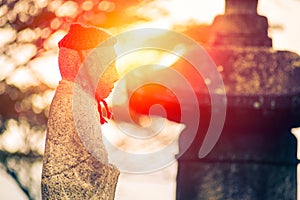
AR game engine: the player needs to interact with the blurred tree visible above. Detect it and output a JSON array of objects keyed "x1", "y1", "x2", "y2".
[{"x1": 0, "y1": 0, "x2": 155, "y2": 199}]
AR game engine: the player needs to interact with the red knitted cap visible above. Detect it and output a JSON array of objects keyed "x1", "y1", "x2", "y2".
[{"x1": 58, "y1": 23, "x2": 115, "y2": 50}]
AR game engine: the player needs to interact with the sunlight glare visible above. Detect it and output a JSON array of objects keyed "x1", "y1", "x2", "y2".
[
  {"x1": 156, "y1": 44, "x2": 186, "y2": 69},
  {"x1": 115, "y1": 48, "x2": 184, "y2": 76},
  {"x1": 114, "y1": 27, "x2": 182, "y2": 74},
  {"x1": 139, "y1": 0, "x2": 224, "y2": 27},
  {"x1": 114, "y1": 0, "x2": 224, "y2": 76},
  {"x1": 102, "y1": 118, "x2": 184, "y2": 154}
]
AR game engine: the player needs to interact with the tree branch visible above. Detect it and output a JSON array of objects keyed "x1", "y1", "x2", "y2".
[
  {"x1": 4, "y1": 165, "x2": 33, "y2": 200},
  {"x1": 0, "y1": 150, "x2": 43, "y2": 200},
  {"x1": 0, "y1": 150, "x2": 43, "y2": 162}
]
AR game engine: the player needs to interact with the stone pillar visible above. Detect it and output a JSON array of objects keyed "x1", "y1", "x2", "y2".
[
  {"x1": 176, "y1": 0, "x2": 300, "y2": 199},
  {"x1": 209, "y1": 0, "x2": 272, "y2": 47},
  {"x1": 225, "y1": 0, "x2": 258, "y2": 14}
]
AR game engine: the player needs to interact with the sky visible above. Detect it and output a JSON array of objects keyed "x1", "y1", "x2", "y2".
[
  {"x1": 1, "y1": 0, "x2": 300, "y2": 199},
  {"x1": 259, "y1": 0, "x2": 300, "y2": 54}
]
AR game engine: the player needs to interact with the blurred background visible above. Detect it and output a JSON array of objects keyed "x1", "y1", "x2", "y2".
[{"x1": 0, "y1": 0, "x2": 299, "y2": 199}]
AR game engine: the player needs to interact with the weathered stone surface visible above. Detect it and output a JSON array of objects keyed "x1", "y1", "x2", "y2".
[
  {"x1": 207, "y1": 47, "x2": 300, "y2": 96},
  {"x1": 42, "y1": 80, "x2": 119, "y2": 199},
  {"x1": 42, "y1": 157, "x2": 119, "y2": 200},
  {"x1": 177, "y1": 161, "x2": 296, "y2": 200}
]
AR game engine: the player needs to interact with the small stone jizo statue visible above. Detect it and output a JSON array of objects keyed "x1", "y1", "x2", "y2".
[{"x1": 41, "y1": 23, "x2": 120, "y2": 200}]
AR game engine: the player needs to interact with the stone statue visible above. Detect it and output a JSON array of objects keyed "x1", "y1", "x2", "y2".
[{"x1": 41, "y1": 23, "x2": 120, "y2": 199}]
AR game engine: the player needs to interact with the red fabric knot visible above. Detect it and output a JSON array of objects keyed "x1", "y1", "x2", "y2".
[{"x1": 98, "y1": 99, "x2": 112, "y2": 124}]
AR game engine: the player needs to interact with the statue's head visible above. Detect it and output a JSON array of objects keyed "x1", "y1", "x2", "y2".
[{"x1": 58, "y1": 23, "x2": 118, "y2": 100}]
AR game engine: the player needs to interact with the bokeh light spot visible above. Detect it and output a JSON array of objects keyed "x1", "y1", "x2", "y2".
[
  {"x1": 98, "y1": 1, "x2": 115, "y2": 12},
  {"x1": 0, "y1": 55, "x2": 16, "y2": 81},
  {"x1": 29, "y1": 54, "x2": 61, "y2": 88},
  {"x1": 82, "y1": 0, "x2": 94, "y2": 11},
  {"x1": 6, "y1": 10, "x2": 16, "y2": 23},
  {"x1": 50, "y1": 18, "x2": 61, "y2": 30},
  {"x1": 0, "y1": 27, "x2": 16, "y2": 47},
  {"x1": 0, "y1": 4, "x2": 8, "y2": 17},
  {"x1": 83, "y1": 11, "x2": 94, "y2": 21},
  {"x1": 18, "y1": 13, "x2": 30, "y2": 23},
  {"x1": 41, "y1": 27, "x2": 51, "y2": 39},
  {"x1": 17, "y1": 28, "x2": 37, "y2": 43},
  {"x1": 6, "y1": 67, "x2": 39, "y2": 90},
  {"x1": 44, "y1": 30, "x2": 66, "y2": 50},
  {"x1": 7, "y1": 43, "x2": 37, "y2": 66},
  {"x1": 55, "y1": 1, "x2": 78, "y2": 17}
]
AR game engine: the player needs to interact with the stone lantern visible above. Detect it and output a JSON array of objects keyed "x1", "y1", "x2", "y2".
[{"x1": 176, "y1": 0, "x2": 300, "y2": 199}]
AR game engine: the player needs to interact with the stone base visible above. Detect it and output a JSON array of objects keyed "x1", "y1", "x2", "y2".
[
  {"x1": 42, "y1": 156, "x2": 119, "y2": 200},
  {"x1": 176, "y1": 161, "x2": 297, "y2": 200}
]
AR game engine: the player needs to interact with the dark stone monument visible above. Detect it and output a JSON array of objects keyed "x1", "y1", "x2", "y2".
[{"x1": 176, "y1": 0, "x2": 300, "y2": 199}]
